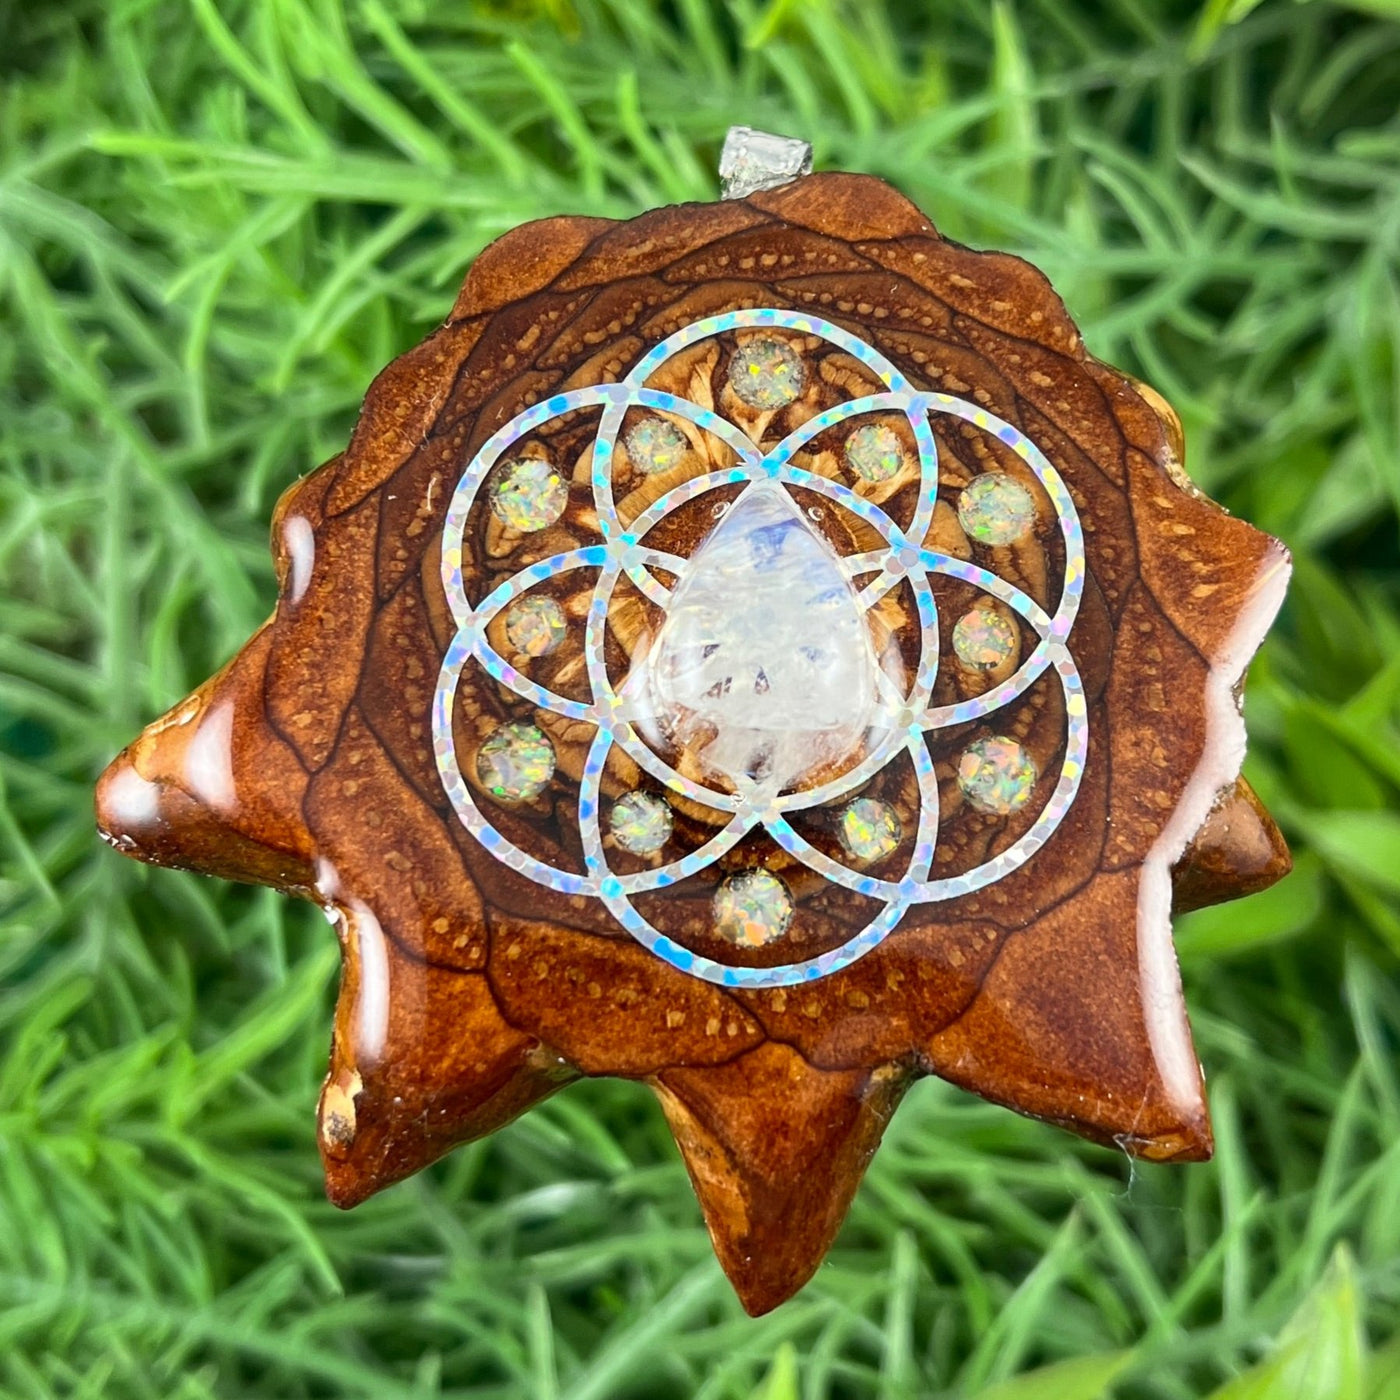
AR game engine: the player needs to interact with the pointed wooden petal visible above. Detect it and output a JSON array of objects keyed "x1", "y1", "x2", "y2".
[
  {"x1": 1172, "y1": 776, "x2": 1291, "y2": 913},
  {"x1": 318, "y1": 924, "x2": 575, "y2": 1206},
  {"x1": 925, "y1": 869, "x2": 1212, "y2": 1163},
  {"x1": 652, "y1": 1043, "x2": 909, "y2": 1316},
  {"x1": 94, "y1": 627, "x2": 315, "y2": 891},
  {"x1": 295, "y1": 701, "x2": 578, "y2": 1203}
]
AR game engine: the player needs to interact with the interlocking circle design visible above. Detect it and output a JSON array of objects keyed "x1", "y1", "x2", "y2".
[{"x1": 434, "y1": 309, "x2": 1088, "y2": 987}]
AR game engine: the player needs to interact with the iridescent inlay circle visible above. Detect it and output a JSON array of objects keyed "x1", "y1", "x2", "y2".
[
  {"x1": 476, "y1": 721, "x2": 555, "y2": 802},
  {"x1": 728, "y1": 337, "x2": 805, "y2": 409},
  {"x1": 713, "y1": 869, "x2": 793, "y2": 946},
  {"x1": 505, "y1": 595, "x2": 566, "y2": 657},
  {"x1": 844, "y1": 422, "x2": 905, "y2": 483},
  {"x1": 625, "y1": 417, "x2": 689, "y2": 475},
  {"x1": 957, "y1": 736, "x2": 1036, "y2": 815},
  {"x1": 839, "y1": 797, "x2": 902, "y2": 862},
  {"x1": 609, "y1": 791, "x2": 673, "y2": 856},
  {"x1": 957, "y1": 472, "x2": 1036, "y2": 546},
  {"x1": 952, "y1": 604, "x2": 1017, "y2": 671},
  {"x1": 489, "y1": 457, "x2": 568, "y2": 532}
]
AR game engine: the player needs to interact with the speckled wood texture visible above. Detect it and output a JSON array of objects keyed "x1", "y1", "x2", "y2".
[{"x1": 96, "y1": 172, "x2": 1291, "y2": 1316}]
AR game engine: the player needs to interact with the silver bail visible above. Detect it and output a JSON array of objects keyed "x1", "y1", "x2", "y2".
[{"x1": 718, "y1": 126, "x2": 813, "y2": 199}]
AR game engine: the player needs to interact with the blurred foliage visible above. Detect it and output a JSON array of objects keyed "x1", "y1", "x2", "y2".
[{"x1": 0, "y1": 0, "x2": 1397, "y2": 1396}]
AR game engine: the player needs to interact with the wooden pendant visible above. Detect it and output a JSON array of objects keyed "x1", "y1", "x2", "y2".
[{"x1": 95, "y1": 164, "x2": 1290, "y2": 1316}]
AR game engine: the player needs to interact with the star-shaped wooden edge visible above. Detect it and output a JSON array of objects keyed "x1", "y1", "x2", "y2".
[{"x1": 95, "y1": 173, "x2": 1290, "y2": 1316}]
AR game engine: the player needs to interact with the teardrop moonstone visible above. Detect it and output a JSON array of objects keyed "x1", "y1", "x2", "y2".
[{"x1": 639, "y1": 483, "x2": 880, "y2": 795}]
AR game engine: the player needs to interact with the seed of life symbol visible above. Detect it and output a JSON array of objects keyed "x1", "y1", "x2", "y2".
[{"x1": 433, "y1": 308, "x2": 1087, "y2": 989}]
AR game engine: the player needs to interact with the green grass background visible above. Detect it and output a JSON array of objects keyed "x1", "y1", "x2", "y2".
[{"x1": 2, "y1": 0, "x2": 1399, "y2": 1395}]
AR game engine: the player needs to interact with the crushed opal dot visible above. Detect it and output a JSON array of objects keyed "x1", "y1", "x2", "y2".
[
  {"x1": 952, "y1": 604, "x2": 1017, "y2": 670},
  {"x1": 625, "y1": 417, "x2": 689, "y2": 475},
  {"x1": 713, "y1": 869, "x2": 793, "y2": 947},
  {"x1": 727, "y1": 337, "x2": 805, "y2": 409},
  {"x1": 489, "y1": 457, "x2": 568, "y2": 532},
  {"x1": 957, "y1": 736, "x2": 1036, "y2": 815},
  {"x1": 609, "y1": 791, "x2": 672, "y2": 856},
  {"x1": 476, "y1": 721, "x2": 555, "y2": 802},
  {"x1": 957, "y1": 472, "x2": 1036, "y2": 546},
  {"x1": 839, "y1": 797, "x2": 902, "y2": 862},
  {"x1": 504, "y1": 596, "x2": 566, "y2": 657},
  {"x1": 844, "y1": 423, "x2": 905, "y2": 482}
]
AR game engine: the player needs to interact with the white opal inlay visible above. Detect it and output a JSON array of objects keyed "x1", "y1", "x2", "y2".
[
  {"x1": 638, "y1": 482, "x2": 880, "y2": 795},
  {"x1": 282, "y1": 514, "x2": 315, "y2": 605},
  {"x1": 102, "y1": 765, "x2": 161, "y2": 827},
  {"x1": 351, "y1": 900, "x2": 389, "y2": 1064},
  {"x1": 183, "y1": 702, "x2": 235, "y2": 814},
  {"x1": 314, "y1": 858, "x2": 389, "y2": 1066},
  {"x1": 1135, "y1": 544, "x2": 1292, "y2": 1114}
]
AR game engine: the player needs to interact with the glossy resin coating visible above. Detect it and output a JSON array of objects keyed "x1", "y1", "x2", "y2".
[{"x1": 95, "y1": 173, "x2": 1291, "y2": 1316}]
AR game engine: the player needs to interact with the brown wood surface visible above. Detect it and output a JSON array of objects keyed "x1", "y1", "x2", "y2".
[{"x1": 95, "y1": 172, "x2": 1290, "y2": 1315}]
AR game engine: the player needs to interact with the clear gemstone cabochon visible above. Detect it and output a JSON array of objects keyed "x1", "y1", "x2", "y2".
[{"x1": 635, "y1": 481, "x2": 888, "y2": 796}]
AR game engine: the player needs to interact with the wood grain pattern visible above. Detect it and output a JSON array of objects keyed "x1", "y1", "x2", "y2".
[{"x1": 95, "y1": 172, "x2": 1290, "y2": 1315}]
